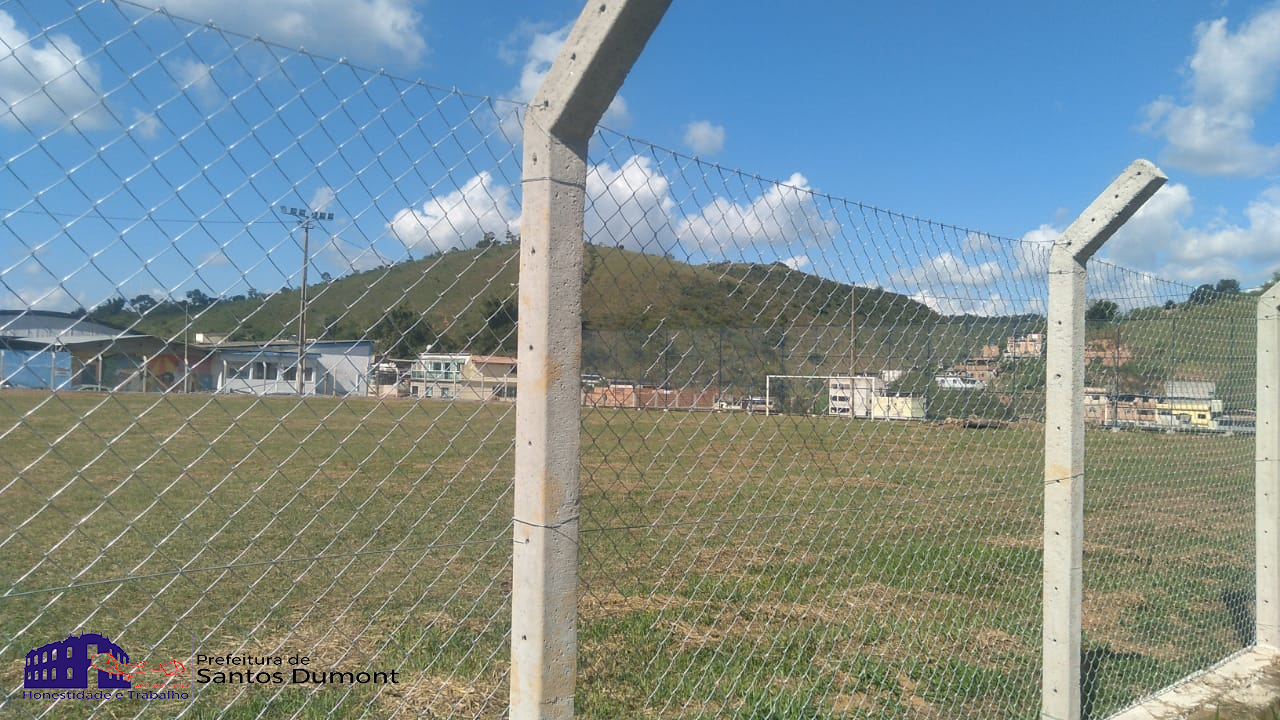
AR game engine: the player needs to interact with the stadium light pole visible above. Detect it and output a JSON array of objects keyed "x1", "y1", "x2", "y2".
[{"x1": 277, "y1": 205, "x2": 334, "y2": 396}]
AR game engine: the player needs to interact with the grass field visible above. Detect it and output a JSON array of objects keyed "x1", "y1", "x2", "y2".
[{"x1": 0, "y1": 390, "x2": 1254, "y2": 719}]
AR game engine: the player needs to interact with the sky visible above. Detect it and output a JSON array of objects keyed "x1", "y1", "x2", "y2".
[{"x1": 3, "y1": 0, "x2": 1280, "y2": 318}]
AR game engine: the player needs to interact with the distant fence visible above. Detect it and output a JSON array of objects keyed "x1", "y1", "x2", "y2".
[{"x1": 0, "y1": 2, "x2": 1264, "y2": 719}]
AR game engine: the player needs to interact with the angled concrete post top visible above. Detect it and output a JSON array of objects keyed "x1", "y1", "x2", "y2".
[
  {"x1": 1052, "y1": 159, "x2": 1167, "y2": 264},
  {"x1": 526, "y1": 0, "x2": 673, "y2": 144}
]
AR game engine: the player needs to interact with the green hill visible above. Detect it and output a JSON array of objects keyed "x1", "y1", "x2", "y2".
[
  {"x1": 83, "y1": 244, "x2": 1260, "y2": 413},
  {"x1": 97, "y1": 243, "x2": 938, "y2": 352}
]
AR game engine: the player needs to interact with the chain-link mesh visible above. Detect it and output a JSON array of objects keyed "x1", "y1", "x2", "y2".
[
  {"x1": 0, "y1": 2, "x2": 1263, "y2": 719},
  {"x1": 2, "y1": 1, "x2": 520, "y2": 717},
  {"x1": 575, "y1": 129, "x2": 1053, "y2": 719},
  {"x1": 1081, "y1": 264, "x2": 1255, "y2": 718}
]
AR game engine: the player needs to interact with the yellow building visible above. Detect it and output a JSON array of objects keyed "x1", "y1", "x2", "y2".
[
  {"x1": 871, "y1": 395, "x2": 926, "y2": 420},
  {"x1": 1155, "y1": 397, "x2": 1222, "y2": 429}
]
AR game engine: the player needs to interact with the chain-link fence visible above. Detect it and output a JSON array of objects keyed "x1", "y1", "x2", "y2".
[
  {"x1": 0, "y1": 2, "x2": 1265, "y2": 719},
  {"x1": 2, "y1": 1, "x2": 522, "y2": 717},
  {"x1": 1080, "y1": 265, "x2": 1255, "y2": 718},
  {"x1": 573, "y1": 130, "x2": 1052, "y2": 719}
]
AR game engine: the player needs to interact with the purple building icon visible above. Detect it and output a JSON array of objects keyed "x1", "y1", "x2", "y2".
[{"x1": 24, "y1": 632, "x2": 131, "y2": 690}]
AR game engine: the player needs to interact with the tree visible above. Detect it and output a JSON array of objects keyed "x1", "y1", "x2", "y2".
[
  {"x1": 130, "y1": 294, "x2": 158, "y2": 314},
  {"x1": 1262, "y1": 270, "x2": 1280, "y2": 294},
  {"x1": 474, "y1": 296, "x2": 518, "y2": 354},
  {"x1": 370, "y1": 306, "x2": 436, "y2": 358},
  {"x1": 184, "y1": 288, "x2": 214, "y2": 308},
  {"x1": 1215, "y1": 278, "x2": 1241, "y2": 294},
  {"x1": 94, "y1": 296, "x2": 128, "y2": 316},
  {"x1": 1085, "y1": 299, "x2": 1119, "y2": 321},
  {"x1": 1187, "y1": 283, "x2": 1216, "y2": 305}
]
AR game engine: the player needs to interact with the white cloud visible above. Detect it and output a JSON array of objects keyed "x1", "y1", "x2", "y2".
[
  {"x1": 514, "y1": 24, "x2": 569, "y2": 104},
  {"x1": 137, "y1": 0, "x2": 427, "y2": 66},
  {"x1": 500, "y1": 22, "x2": 629, "y2": 139},
  {"x1": 172, "y1": 58, "x2": 219, "y2": 105},
  {"x1": 891, "y1": 252, "x2": 1003, "y2": 289},
  {"x1": 200, "y1": 249, "x2": 231, "y2": 267},
  {"x1": 683, "y1": 120, "x2": 725, "y2": 155},
  {"x1": 1019, "y1": 224, "x2": 1061, "y2": 245},
  {"x1": 131, "y1": 109, "x2": 160, "y2": 139},
  {"x1": 1106, "y1": 182, "x2": 1280, "y2": 284},
  {"x1": 1143, "y1": 6, "x2": 1280, "y2": 175},
  {"x1": 1086, "y1": 265, "x2": 1175, "y2": 311},
  {"x1": 386, "y1": 172, "x2": 519, "y2": 254},
  {"x1": 585, "y1": 155, "x2": 676, "y2": 252},
  {"x1": 780, "y1": 254, "x2": 810, "y2": 271},
  {"x1": 308, "y1": 186, "x2": 336, "y2": 213},
  {"x1": 909, "y1": 290, "x2": 1025, "y2": 318},
  {"x1": 677, "y1": 173, "x2": 838, "y2": 256},
  {"x1": 886, "y1": 224, "x2": 1052, "y2": 317},
  {"x1": 0, "y1": 10, "x2": 107, "y2": 129}
]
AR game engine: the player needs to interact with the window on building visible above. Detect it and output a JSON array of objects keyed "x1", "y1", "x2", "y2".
[
  {"x1": 424, "y1": 387, "x2": 433, "y2": 398},
  {"x1": 283, "y1": 367, "x2": 313, "y2": 382},
  {"x1": 440, "y1": 386, "x2": 451, "y2": 398}
]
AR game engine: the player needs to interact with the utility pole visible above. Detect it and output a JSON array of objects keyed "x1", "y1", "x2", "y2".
[
  {"x1": 278, "y1": 205, "x2": 334, "y2": 396},
  {"x1": 849, "y1": 287, "x2": 857, "y2": 377}
]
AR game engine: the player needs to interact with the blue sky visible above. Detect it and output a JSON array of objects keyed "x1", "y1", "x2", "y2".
[{"x1": 3, "y1": 0, "x2": 1280, "y2": 317}]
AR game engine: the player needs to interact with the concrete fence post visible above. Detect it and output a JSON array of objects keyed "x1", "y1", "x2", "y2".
[
  {"x1": 1043, "y1": 160, "x2": 1165, "y2": 720},
  {"x1": 1257, "y1": 285, "x2": 1280, "y2": 648},
  {"x1": 511, "y1": 2, "x2": 669, "y2": 719}
]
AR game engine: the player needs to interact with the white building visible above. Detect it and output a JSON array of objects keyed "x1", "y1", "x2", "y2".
[
  {"x1": 212, "y1": 340, "x2": 374, "y2": 396},
  {"x1": 934, "y1": 375, "x2": 987, "y2": 390},
  {"x1": 828, "y1": 376, "x2": 885, "y2": 417},
  {"x1": 410, "y1": 353, "x2": 517, "y2": 401}
]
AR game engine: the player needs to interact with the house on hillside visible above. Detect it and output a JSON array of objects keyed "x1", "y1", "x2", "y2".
[
  {"x1": 1084, "y1": 338, "x2": 1133, "y2": 367},
  {"x1": 935, "y1": 374, "x2": 987, "y2": 390},
  {"x1": 1005, "y1": 333, "x2": 1044, "y2": 359},
  {"x1": 410, "y1": 353, "x2": 517, "y2": 401}
]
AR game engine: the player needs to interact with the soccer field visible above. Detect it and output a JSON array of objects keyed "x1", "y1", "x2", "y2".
[{"x1": 0, "y1": 390, "x2": 1253, "y2": 718}]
